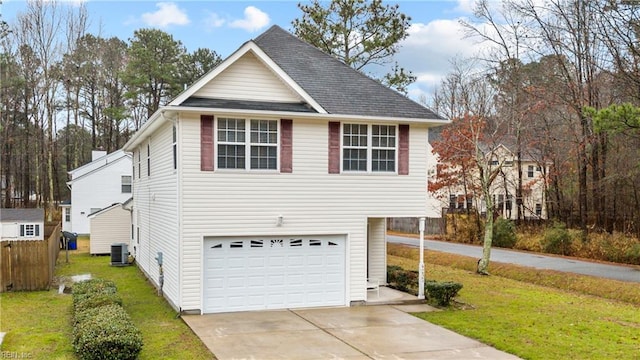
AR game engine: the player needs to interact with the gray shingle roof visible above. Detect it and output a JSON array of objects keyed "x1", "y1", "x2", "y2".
[
  {"x1": 253, "y1": 25, "x2": 444, "y2": 120},
  {"x1": 182, "y1": 97, "x2": 317, "y2": 113},
  {"x1": 0, "y1": 208, "x2": 44, "y2": 222}
]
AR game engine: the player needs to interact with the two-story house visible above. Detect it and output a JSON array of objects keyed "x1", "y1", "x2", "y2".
[
  {"x1": 61, "y1": 150, "x2": 132, "y2": 235},
  {"x1": 432, "y1": 142, "x2": 548, "y2": 220},
  {"x1": 123, "y1": 25, "x2": 447, "y2": 314}
]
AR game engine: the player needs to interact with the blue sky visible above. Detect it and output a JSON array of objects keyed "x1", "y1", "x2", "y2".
[{"x1": 2, "y1": 0, "x2": 485, "y2": 101}]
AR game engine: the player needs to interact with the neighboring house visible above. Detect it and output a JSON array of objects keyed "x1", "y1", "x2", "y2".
[
  {"x1": 88, "y1": 199, "x2": 132, "y2": 255},
  {"x1": 61, "y1": 150, "x2": 132, "y2": 235},
  {"x1": 0, "y1": 208, "x2": 45, "y2": 241},
  {"x1": 123, "y1": 25, "x2": 447, "y2": 314},
  {"x1": 431, "y1": 142, "x2": 548, "y2": 220}
]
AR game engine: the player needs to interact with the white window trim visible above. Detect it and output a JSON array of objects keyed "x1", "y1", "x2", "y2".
[
  {"x1": 340, "y1": 123, "x2": 398, "y2": 174},
  {"x1": 121, "y1": 175, "x2": 132, "y2": 193},
  {"x1": 20, "y1": 223, "x2": 39, "y2": 238},
  {"x1": 214, "y1": 117, "x2": 280, "y2": 172}
]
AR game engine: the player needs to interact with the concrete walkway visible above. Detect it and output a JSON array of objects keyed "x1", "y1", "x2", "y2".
[{"x1": 183, "y1": 305, "x2": 521, "y2": 360}]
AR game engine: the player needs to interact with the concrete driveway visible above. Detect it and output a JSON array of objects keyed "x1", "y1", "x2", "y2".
[{"x1": 183, "y1": 305, "x2": 521, "y2": 360}]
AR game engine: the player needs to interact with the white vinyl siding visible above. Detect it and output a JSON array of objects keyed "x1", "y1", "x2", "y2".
[
  {"x1": 89, "y1": 205, "x2": 131, "y2": 255},
  {"x1": 68, "y1": 152, "x2": 132, "y2": 235},
  {"x1": 193, "y1": 52, "x2": 301, "y2": 103},
  {"x1": 177, "y1": 113, "x2": 430, "y2": 311},
  {"x1": 132, "y1": 122, "x2": 180, "y2": 309}
]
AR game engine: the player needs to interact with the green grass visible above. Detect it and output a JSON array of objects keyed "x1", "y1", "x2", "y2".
[
  {"x1": 388, "y1": 244, "x2": 640, "y2": 360},
  {"x1": 1, "y1": 249, "x2": 213, "y2": 359}
]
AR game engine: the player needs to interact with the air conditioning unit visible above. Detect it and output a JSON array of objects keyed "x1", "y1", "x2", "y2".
[{"x1": 111, "y1": 243, "x2": 129, "y2": 266}]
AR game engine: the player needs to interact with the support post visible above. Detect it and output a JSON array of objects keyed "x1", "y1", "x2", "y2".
[{"x1": 418, "y1": 217, "x2": 425, "y2": 300}]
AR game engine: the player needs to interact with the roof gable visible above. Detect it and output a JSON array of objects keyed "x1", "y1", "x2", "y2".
[
  {"x1": 69, "y1": 150, "x2": 130, "y2": 179},
  {"x1": 254, "y1": 26, "x2": 443, "y2": 120},
  {"x1": 68, "y1": 153, "x2": 131, "y2": 185},
  {"x1": 192, "y1": 51, "x2": 302, "y2": 103},
  {"x1": 170, "y1": 41, "x2": 325, "y2": 113}
]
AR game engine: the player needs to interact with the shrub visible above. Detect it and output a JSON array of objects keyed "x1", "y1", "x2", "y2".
[
  {"x1": 387, "y1": 265, "x2": 418, "y2": 293},
  {"x1": 425, "y1": 280, "x2": 463, "y2": 306},
  {"x1": 624, "y1": 243, "x2": 640, "y2": 265},
  {"x1": 543, "y1": 222, "x2": 573, "y2": 256},
  {"x1": 74, "y1": 292, "x2": 123, "y2": 316},
  {"x1": 493, "y1": 218, "x2": 517, "y2": 248},
  {"x1": 446, "y1": 214, "x2": 482, "y2": 244},
  {"x1": 73, "y1": 304, "x2": 143, "y2": 360},
  {"x1": 73, "y1": 279, "x2": 117, "y2": 296},
  {"x1": 387, "y1": 266, "x2": 463, "y2": 306}
]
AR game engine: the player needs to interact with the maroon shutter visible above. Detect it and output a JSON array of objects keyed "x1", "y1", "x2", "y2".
[
  {"x1": 201, "y1": 115, "x2": 214, "y2": 171},
  {"x1": 328, "y1": 122, "x2": 341, "y2": 174},
  {"x1": 280, "y1": 119, "x2": 293, "y2": 173},
  {"x1": 398, "y1": 124, "x2": 409, "y2": 175}
]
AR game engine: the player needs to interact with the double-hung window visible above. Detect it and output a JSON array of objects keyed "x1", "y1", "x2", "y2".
[
  {"x1": 342, "y1": 124, "x2": 396, "y2": 173},
  {"x1": 217, "y1": 118, "x2": 278, "y2": 170},
  {"x1": 121, "y1": 175, "x2": 132, "y2": 193}
]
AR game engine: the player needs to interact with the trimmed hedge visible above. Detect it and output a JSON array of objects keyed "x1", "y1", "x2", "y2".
[
  {"x1": 387, "y1": 265, "x2": 463, "y2": 306},
  {"x1": 74, "y1": 292, "x2": 123, "y2": 316},
  {"x1": 73, "y1": 279, "x2": 117, "y2": 296},
  {"x1": 71, "y1": 279, "x2": 143, "y2": 360},
  {"x1": 425, "y1": 280, "x2": 464, "y2": 306},
  {"x1": 73, "y1": 305, "x2": 143, "y2": 360}
]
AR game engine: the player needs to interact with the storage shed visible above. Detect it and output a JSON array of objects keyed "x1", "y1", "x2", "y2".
[{"x1": 88, "y1": 202, "x2": 131, "y2": 255}]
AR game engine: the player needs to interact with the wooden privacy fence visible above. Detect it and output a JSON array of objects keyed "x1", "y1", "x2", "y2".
[{"x1": 0, "y1": 222, "x2": 61, "y2": 292}]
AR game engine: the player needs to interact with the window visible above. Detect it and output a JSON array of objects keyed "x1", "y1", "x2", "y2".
[
  {"x1": 527, "y1": 165, "x2": 534, "y2": 178},
  {"x1": 217, "y1": 118, "x2": 278, "y2": 170},
  {"x1": 343, "y1": 124, "x2": 368, "y2": 171},
  {"x1": 121, "y1": 175, "x2": 132, "y2": 193},
  {"x1": 372, "y1": 125, "x2": 396, "y2": 171},
  {"x1": 20, "y1": 224, "x2": 40, "y2": 238},
  {"x1": 449, "y1": 194, "x2": 456, "y2": 209},
  {"x1": 137, "y1": 151, "x2": 141, "y2": 179},
  {"x1": 506, "y1": 194, "x2": 513, "y2": 211},
  {"x1": 65, "y1": 209, "x2": 70, "y2": 222},
  {"x1": 535, "y1": 203, "x2": 542, "y2": 216},
  {"x1": 342, "y1": 124, "x2": 396, "y2": 172},
  {"x1": 172, "y1": 125, "x2": 177, "y2": 170},
  {"x1": 146, "y1": 143, "x2": 151, "y2": 176}
]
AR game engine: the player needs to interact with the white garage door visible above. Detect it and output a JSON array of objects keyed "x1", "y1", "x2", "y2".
[{"x1": 203, "y1": 235, "x2": 346, "y2": 313}]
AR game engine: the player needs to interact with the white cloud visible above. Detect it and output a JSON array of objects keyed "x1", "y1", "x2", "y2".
[
  {"x1": 229, "y1": 6, "x2": 270, "y2": 32},
  {"x1": 454, "y1": 0, "x2": 477, "y2": 14},
  {"x1": 141, "y1": 2, "x2": 190, "y2": 28},
  {"x1": 396, "y1": 19, "x2": 493, "y2": 101},
  {"x1": 204, "y1": 11, "x2": 225, "y2": 29}
]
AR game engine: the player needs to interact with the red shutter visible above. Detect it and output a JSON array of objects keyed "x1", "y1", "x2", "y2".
[
  {"x1": 398, "y1": 124, "x2": 409, "y2": 175},
  {"x1": 201, "y1": 115, "x2": 214, "y2": 171},
  {"x1": 280, "y1": 119, "x2": 293, "y2": 173},
  {"x1": 328, "y1": 122, "x2": 341, "y2": 174}
]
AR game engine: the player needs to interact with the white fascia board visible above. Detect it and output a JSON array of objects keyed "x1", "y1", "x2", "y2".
[
  {"x1": 68, "y1": 150, "x2": 130, "y2": 179},
  {"x1": 122, "y1": 110, "x2": 166, "y2": 152},
  {"x1": 164, "y1": 105, "x2": 451, "y2": 126},
  {"x1": 169, "y1": 41, "x2": 326, "y2": 114}
]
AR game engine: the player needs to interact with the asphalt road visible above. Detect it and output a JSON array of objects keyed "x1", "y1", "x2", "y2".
[{"x1": 387, "y1": 235, "x2": 640, "y2": 283}]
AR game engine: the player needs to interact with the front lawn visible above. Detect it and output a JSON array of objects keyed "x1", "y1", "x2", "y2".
[
  {"x1": 388, "y1": 244, "x2": 640, "y2": 359},
  {"x1": 0, "y1": 245, "x2": 213, "y2": 359}
]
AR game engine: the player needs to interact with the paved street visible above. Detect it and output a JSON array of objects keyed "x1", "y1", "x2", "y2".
[{"x1": 388, "y1": 235, "x2": 640, "y2": 283}]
